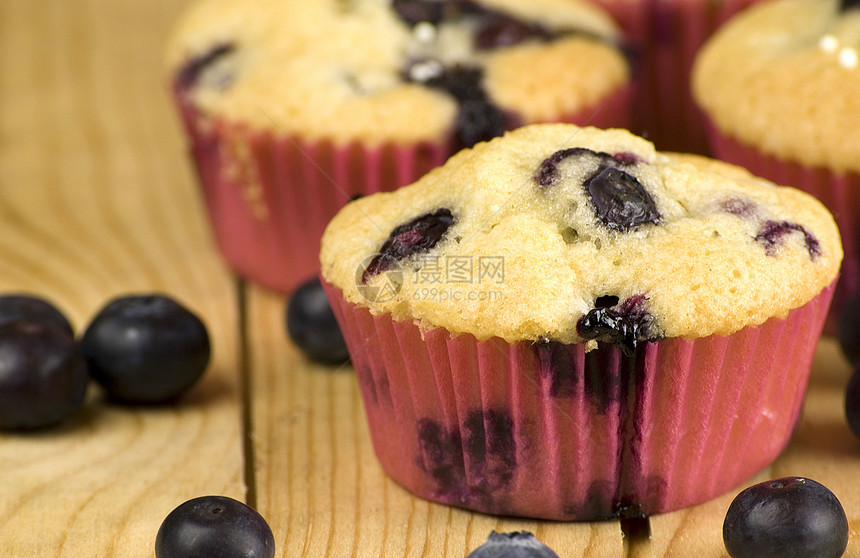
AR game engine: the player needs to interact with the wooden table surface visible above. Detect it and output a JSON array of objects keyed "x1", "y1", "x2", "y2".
[{"x1": 1, "y1": 1, "x2": 859, "y2": 556}]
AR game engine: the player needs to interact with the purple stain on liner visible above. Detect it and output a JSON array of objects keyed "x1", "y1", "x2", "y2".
[{"x1": 545, "y1": 341, "x2": 666, "y2": 519}]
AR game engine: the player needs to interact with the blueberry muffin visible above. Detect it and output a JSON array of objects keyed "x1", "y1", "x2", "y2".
[
  {"x1": 591, "y1": 0, "x2": 767, "y2": 154},
  {"x1": 320, "y1": 123, "x2": 841, "y2": 520},
  {"x1": 693, "y1": 0, "x2": 860, "y2": 332},
  {"x1": 166, "y1": 0, "x2": 632, "y2": 293}
]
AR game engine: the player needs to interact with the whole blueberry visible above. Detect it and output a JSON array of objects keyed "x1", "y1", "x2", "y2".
[
  {"x1": 837, "y1": 293, "x2": 860, "y2": 366},
  {"x1": 723, "y1": 477, "x2": 848, "y2": 558},
  {"x1": 467, "y1": 531, "x2": 560, "y2": 558},
  {"x1": 584, "y1": 166, "x2": 661, "y2": 232},
  {"x1": 845, "y1": 366, "x2": 860, "y2": 440},
  {"x1": 155, "y1": 495, "x2": 275, "y2": 558},
  {"x1": 80, "y1": 294, "x2": 211, "y2": 404},
  {"x1": 0, "y1": 321, "x2": 89, "y2": 430},
  {"x1": 0, "y1": 294, "x2": 74, "y2": 337},
  {"x1": 286, "y1": 278, "x2": 349, "y2": 364}
]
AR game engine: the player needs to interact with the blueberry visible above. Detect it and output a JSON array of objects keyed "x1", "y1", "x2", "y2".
[
  {"x1": 534, "y1": 148, "x2": 637, "y2": 188},
  {"x1": 176, "y1": 43, "x2": 236, "y2": 91},
  {"x1": 0, "y1": 321, "x2": 88, "y2": 430},
  {"x1": 391, "y1": 0, "x2": 446, "y2": 26},
  {"x1": 838, "y1": 293, "x2": 860, "y2": 366},
  {"x1": 610, "y1": 151, "x2": 642, "y2": 166},
  {"x1": 362, "y1": 208, "x2": 455, "y2": 281},
  {"x1": 0, "y1": 294, "x2": 74, "y2": 337},
  {"x1": 535, "y1": 147, "x2": 600, "y2": 187},
  {"x1": 721, "y1": 197, "x2": 757, "y2": 218},
  {"x1": 585, "y1": 166, "x2": 661, "y2": 232},
  {"x1": 420, "y1": 66, "x2": 509, "y2": 149},
  {"x1": 723, "y1": 477, "x2": 848, "y2": 558},
  {"x1": 393, "y1": 0, "x2": 554, "y2": 51},
  {"x1": 456, "y1": 97, "x2": 508, "y2": 148},
  {"x1": 422, "y1": 65, "x2": 482, "y2": 99},
  {"x1": 576, "y1": 295, "x2": 660, "y2": 356},
  {"x1": 755, "y1": 220, "x2": 821, "y2": 260},
  {"x1": 466, "y1": 531, "x2": 560, "y2": 558},
  {"x1": 392, "y1": 0, "x2": 483, "y2": 26},
  {"x1": 844, "y1": 366, "x2": 860, "y2": 440},
  {"x1": 80, "y1": 294, "x2": 211, "y2": 404},
  {"x1": 155, "y1": 495, "x2": 275, "y2": 558},
  {"x1": 474, "y1": 13, "x2": 550, "y2": 49},
  {"x1": 286, "y1": 277, "x2": 349, "y2": 365}
]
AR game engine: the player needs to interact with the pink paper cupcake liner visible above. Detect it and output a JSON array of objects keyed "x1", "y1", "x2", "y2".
[
  {"x1": 323, "y1": 279, "x2": 834, "y2": 520},
  {"x1": 172, "y1": 84, "x2": 632, "y2": 293},
  {"x1": 596, "y1": 0, "x2": 763, "y2": 154},
  {"x1": 705, "y1": 122, "x2": 858, "y2": 334}
]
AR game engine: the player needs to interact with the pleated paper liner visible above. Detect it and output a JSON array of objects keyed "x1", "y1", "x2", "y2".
[
  {"x1": 596, "y1": 0, "x2": 764, "y2": 154},
  {"x1": 172, "y1": 83, "x2": 632, "y2": 294},
  {"x1": 323, "y1": 279, "x2": 834, "y2": 520},
  {"x1": 705, "y1": 121, "x2": 858, "y2": 334}
]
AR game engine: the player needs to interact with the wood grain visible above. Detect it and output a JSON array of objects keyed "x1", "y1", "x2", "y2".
[
  {"x1": 0, "y1": 1, "x2": 244, "y2": 557},
  {"x1": 646, "y1": 339, "x2": 860, "y2": 558},
  {"x1": 2, "y1": 1, "x2": 860, "y2": 557},
  {"x1": 246, "y1": 286, "x2": 624, "y2": 557}
]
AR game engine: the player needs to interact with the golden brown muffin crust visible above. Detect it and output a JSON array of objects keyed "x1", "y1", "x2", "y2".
[
  {"x1": 693, "y1": 0, "x2": 860, "y2": 173},
  {"x1": 166, "y1": 0, "x2": 628, "y2": 145},
  {"x1": 321, "y1": 124, "x2": 842, "y2": 344}
]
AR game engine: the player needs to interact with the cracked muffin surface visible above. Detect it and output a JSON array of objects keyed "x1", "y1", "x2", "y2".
[
  {"x1": 321, "y1": 124, "x2": 842, "y2": 345},
  {"x1": 166, "y1": 0, "x2": 628, "y2": 146}
]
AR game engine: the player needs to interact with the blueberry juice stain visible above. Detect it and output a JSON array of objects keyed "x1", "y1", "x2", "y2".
[
  {"x1": 416, "y1": 408, "x2": 518, "y2": 514},
  {"x1": 602, "y1": 343, "x2": 661, "y2": 520},
  {"x1": 532, "y1": 298, "x2": 663, "y2": 519}
]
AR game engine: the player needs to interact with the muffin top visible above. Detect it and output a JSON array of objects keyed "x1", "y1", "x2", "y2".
[
  {"x1": 166, "y1": 0, "x2": 628, "y2": 147},
  {"x1": 320, "y1": 124, "x2": 842, "y2": 348},
  {"x1": 692, "y1": 0, "x2": 860, "y2": 173}
]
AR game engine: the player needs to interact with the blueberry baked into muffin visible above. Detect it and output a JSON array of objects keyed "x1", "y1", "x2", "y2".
[
  {"x1": 320, "y1": 124, "x2": 841, "y2": 520},
  {"x1": 693, "y1": 0, "x2": 860, "y2": 332},
  {"x1": 166, "y1": 0, "x2": 631, "y2": 293}
]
